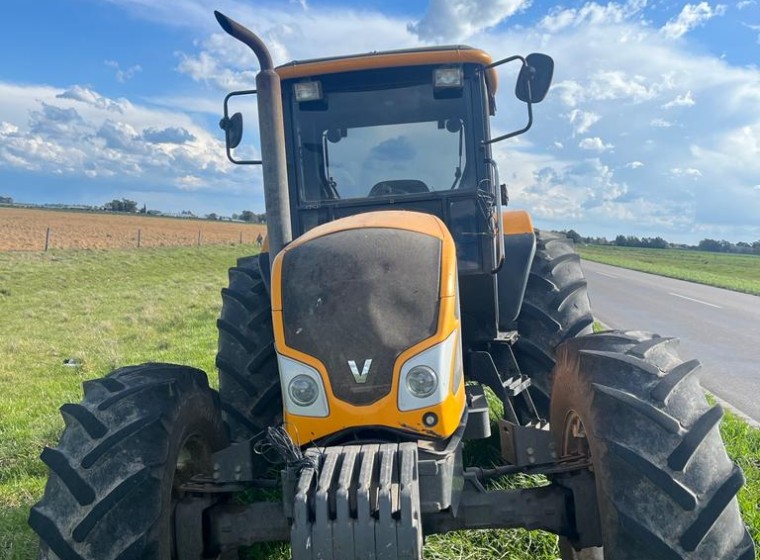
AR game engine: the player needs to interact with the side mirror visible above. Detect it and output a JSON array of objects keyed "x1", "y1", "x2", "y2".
[
  {"x1": 220, "y1": 88, "x2": 261, "y2": 165},
  {"x1": 220, "y1": 112, "x2": 244, "y2": 149},
  {"x1": 515, "y1": 53, "x2": 554, "y2": 104}
]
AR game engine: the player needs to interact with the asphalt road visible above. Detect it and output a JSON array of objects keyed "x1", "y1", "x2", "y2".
[{"x1": 581, "y1": 260, "x2": 760, "y2": 424}]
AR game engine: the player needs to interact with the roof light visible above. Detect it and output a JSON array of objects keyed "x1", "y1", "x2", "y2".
[
  {"x1": 294, "y1": 81, "x2": 323, "y2": 102},
  {"x1": 434, "y1": 67, "x2": 463, "y2": 88}
]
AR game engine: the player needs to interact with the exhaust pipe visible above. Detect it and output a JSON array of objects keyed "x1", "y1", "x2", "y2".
[{"x1": 215, "y1": 11, "x2": 292, "y2": 261}]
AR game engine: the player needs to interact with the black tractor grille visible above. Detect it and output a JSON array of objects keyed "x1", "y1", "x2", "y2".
[{"x1": 281, "y1": 227, "x2": 441, "y2": 406}]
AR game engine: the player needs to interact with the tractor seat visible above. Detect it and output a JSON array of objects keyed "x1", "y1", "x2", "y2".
[{"x1": 369, "y1": 180, "x2": 429, "y2": 196}]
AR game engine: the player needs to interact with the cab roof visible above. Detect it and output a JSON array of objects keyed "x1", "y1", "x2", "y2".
[{"x1": 276, "y1": 45, "x2": 498, "y2": 94}]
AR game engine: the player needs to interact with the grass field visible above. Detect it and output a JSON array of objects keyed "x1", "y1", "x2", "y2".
[
  {"x1": 0, "y1": 207, "x2": 265, "y2": 251},
  {"x1": 578, "y1": 244, "x2": 760, "y2": 296},
  {"x1": 1, "y1": 245, "x2": 758, "y2": 559}
]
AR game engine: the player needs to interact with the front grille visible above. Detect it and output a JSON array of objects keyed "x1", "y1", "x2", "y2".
[{"x1": 281, "y1": 227, "x2": 441, "y2": 406}]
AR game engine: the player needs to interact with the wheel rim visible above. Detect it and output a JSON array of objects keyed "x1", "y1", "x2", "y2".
[
  {"x1": 562, "y1": 410, "x2": 592, "y2": 466},
  {"x1": 171, "y1": 433, "x2": 214, "y2": 559},
  {"x1": 559, "y1": 411, "x2": 604, "y2": 559}
]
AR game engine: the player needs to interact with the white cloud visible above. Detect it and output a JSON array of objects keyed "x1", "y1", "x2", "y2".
[
  {"x1": 661, "y1": 2, "x2": 727, "y2": 39},
  {"x1": 553, "y1": 70, "x2": 662, "y2": 108},
  {"x1": 568, "y1": 109, "x2": 601, "y2": 135},
  {"x1": 408, "y1": 0, "x2": 530, "y2": 42},
  {"x1": 737, "y1": 0, "x2": 756, "y2": 8},
  {"x1": 0, "y1": 121, "x2": 19, "y2": 135},
  {"x1": 57, "y1": 85, "x2": 127, "y2": 113},
  {"x1": 625, "y1": 161, "x2": 644, "y2": 168},
  {"x1": 0, "y1": 81, "x2": 236, "y2": 191},
  {"x1": 142, "y1": 126, "x2": 196, "y2": 144},
  {"x1": 670, "y1": 167, "x2": 703, "y2": 178},
  {"x1": 539, "y1": 0, "x2": 645, "y2": 32},
  {"x1": 650, "y1": 118, "x2": 673, "y2": 127},
  {"x1": 105, "y1": 60, "x2": 143, "y2": 83},
  {"x1": 579, "y1": 137, "x2": 614, "y2": 151},
  {"x1": 663, "y1": 91, "x2": 695, "y2": 108}
]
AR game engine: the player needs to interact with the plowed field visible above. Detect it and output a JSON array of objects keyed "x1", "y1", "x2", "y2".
[{"x1": 0, "y1": 207, "x2": 265, "y2": 251}]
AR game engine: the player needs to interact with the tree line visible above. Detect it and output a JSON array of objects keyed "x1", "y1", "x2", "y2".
[
  {"x1": 0, "y1": 196, "x2": 265, "y2": 223},
  {"x1": 563, "y1": 230, "x2": 760, "y2": 255}
]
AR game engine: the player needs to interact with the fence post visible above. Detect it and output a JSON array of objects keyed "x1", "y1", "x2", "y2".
[
  {"x1": 137, "y1": 229, "x2": 142, "y2": 248},
  {"x1": 198, "y1": 229, "x2": 202, "y2": 246},
  {"x1": 44, "y1": 227, "x2": 51, "y2": 252},
  {"x1": 239, "y1": 231, "x2": 243, "y2": 244}
]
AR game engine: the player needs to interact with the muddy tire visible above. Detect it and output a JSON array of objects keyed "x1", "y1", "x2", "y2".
[
  {"x1": 514, "y1": 231, "x2": 594, "y2": 414},
  {"x1": 551, "y1": 331, "x2": 755, "y2": 559},
  {"x1": 216, "y1": 256, "x2": 282, "y2": 442},
  {"x1": 29, "y1": 363, "x2": 227, "y2": 559}
]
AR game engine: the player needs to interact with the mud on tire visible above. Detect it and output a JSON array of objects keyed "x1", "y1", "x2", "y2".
[
  {"x1": 551, "y1": 331, "x2": 755, "y2": 559},
  {"x1": 29, "y1": 363, "x2": 227, "y2": 559}
]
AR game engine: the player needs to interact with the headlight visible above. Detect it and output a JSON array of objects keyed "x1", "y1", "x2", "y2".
[
  {"x1": 398, "y1": 329, "x2": 460, "y2": 412},
  {"x1": 434, "y1": 66, "x2": 463, "y2": 88},
  {"x1": 277, "y1": 354, "x2": 329, "y2": 417},
  {"x1": 288, "y1": 375, "x2": 319, "y2": 406},
  {"x1": 406, "y1": 366, "x2": 438, "y2": 398},
  {"x1": 294, "y1": 81, "x2": 323, "y2": 102}
]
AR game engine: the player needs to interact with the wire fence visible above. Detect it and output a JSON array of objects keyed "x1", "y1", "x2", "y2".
[{"x1": 0, "y1": 209, "x2": 266, "y2": 252}]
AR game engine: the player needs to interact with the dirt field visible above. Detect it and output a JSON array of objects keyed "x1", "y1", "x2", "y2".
[{"x1": 0, "y1": 207, "x2": 266, "y2": 251}]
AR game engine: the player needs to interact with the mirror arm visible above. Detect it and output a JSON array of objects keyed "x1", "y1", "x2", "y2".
[
  {"x1": 484, "y1": 100, "x2": 533, "y2": 145},
  {"x1": 485, "y1": 54, "x2": 525, "y2": 70},
  {"x1": 221, "y1": 89, "x2": 262, "y2": 165}
]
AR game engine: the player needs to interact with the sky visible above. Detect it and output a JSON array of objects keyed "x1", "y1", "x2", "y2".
[{"x1": 0, "y1": 0, "x2": 758, "y2": 243}]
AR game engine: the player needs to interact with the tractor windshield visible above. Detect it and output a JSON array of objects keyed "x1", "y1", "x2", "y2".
[{"x1": 288, "y1": 66, "x2": 475, "y2": 202}]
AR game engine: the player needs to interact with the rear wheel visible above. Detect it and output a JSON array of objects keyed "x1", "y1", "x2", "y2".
[
  {"x1": 29, "y1": 363, "x2": 227, "y2": 559},
  {"x1": 216, "y1": 256, "x2": 282, "y2": 443},
  {"x1": 513, "y1": 231, "x2": 594, "y2": 414},
  {"x1": 551, "y1": 331, "x2": 755, "y2": 559}
]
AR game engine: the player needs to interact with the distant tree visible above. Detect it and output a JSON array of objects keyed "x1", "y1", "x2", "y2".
[
  {"x1": 205, "y1": 213, "x2": 219, "y2": 221},
  {"x1": 698, "y1": 238, "x2": 723, "y2": 252},
  {"x1": 139, "y1": 204, "x2": 147, "y2": 214},
  {"x1": 239, "y1": 210, "x2": 256, "y2": 222},
  {"x1": 104, "y1": 198, "x2": 138, "y2": 213},
  {"x1": 565, "y1": 229, "x2": 582, "y2": 244},
  {"x1": 0, "y1": 196, "x2": 12, "y2": 204}
]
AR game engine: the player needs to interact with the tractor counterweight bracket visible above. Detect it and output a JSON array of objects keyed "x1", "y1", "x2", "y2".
[{"x1": 291, "y1": 443, "x2": 423, "y2": 560}]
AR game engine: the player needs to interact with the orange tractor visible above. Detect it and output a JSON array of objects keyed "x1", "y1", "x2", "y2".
[{"x1": 30, "y1": 10, "x2": 754, "y2": 560}]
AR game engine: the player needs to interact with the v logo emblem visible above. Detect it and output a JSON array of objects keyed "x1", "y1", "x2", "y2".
[{"x1": 348, "y1": 359, "x2": 372, "y2": 384}]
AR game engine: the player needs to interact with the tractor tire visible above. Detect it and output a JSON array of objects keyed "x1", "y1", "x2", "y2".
[
  {"x1": 29, "y1": 363, "x2": 228, "y2": 559},
  {"x1": 216, "y1": 256, "x2": 282, "y2": 442},
  {"x1": 551, "y1": 331, "x2": 755, "y2": 559},
  {"x1": 514, "y1": 230, "x2": 594, "y2": 414}
]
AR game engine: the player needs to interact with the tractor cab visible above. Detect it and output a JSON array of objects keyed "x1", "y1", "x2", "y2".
[{"x1": 277, "y1": 48, "x2": 501, "y2": 277}]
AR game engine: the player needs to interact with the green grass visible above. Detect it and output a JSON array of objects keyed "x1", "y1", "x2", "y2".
[
  {"x1": 0, "y1": 246, "x2": 758, "y2": 559},
  {"x1": 578, "y1": 245, "x2": 760, "y2": 296},
  {"x1": 0, "y1": 246, "x2": 240, "y2": 559},
  {"x1": 721, "y1": 409, "x2": 760, "y2": 549}
]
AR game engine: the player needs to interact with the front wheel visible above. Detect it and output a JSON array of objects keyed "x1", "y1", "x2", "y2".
[
  {"x1": 29, "y1": 363, "x2": 228, "y2": 559},
  {"x1": 551, "y1": 331, "x2": 755, "y2": 559}
]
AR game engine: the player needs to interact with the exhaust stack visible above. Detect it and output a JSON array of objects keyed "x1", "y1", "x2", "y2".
[{"x1": 215, "y1": 11, "x2": 292, "y2": 261}]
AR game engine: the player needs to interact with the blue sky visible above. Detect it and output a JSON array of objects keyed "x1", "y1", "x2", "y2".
[{"x1": 1, "y1": 0, "x2": 758, "y2": 243}]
